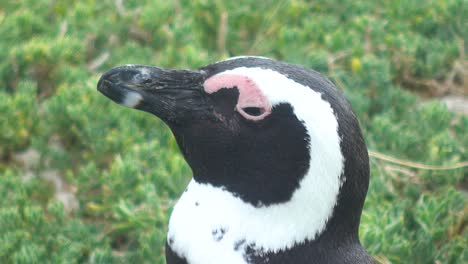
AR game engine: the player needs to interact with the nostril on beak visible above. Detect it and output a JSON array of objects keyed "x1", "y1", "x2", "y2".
[
  {"x1": 105, "y1": 67, "x2": 152, "y2": 86},
  {"x1": 99, "y1": 65, "x2": 147, "y2": 85},
  {"x1": 133, "y1": 70, "x2": 152, "y2": 85},
  {"x1": 118, "y1": 69, "x2": 140, "y2": 83}
]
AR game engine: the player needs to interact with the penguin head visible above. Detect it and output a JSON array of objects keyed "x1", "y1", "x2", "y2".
[{"x1": 98, "y1": 57, "x2": 369, "y2": 242}]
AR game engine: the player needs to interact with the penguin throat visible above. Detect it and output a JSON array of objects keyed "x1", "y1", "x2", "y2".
[{"x1": 167, "y1": 165, "x2": 343, "y2": 263}]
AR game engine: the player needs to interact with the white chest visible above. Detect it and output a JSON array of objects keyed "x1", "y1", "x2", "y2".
[
  {"x1": 167, "y1": 170, "x2": 342, "y2": 264},
  {"x1": 167, "y1": 181, "x2": 252, "y2": 264}
]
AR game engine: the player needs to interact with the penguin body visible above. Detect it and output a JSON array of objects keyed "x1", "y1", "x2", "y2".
[{"x1": 98, "y1": 57, "x2": 373, "y2": 264}]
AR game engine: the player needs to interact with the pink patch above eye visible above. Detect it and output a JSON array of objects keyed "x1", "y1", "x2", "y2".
[{"x1": 203, "y1": 73, "x2": 272, "y2": 121}]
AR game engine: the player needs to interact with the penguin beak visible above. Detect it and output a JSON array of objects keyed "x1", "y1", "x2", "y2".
[{"x1": 97, "y1": 65, "x2": 209, "y2": 124}]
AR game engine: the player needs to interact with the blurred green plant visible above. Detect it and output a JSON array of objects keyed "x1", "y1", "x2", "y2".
[{"x1": 0, "y1": 0, "x2": 466, "y2": 263}]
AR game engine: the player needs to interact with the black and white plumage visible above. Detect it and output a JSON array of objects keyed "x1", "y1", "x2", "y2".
[{"x1": 97, "y1": 56, "x2": 374, "y2": 264}]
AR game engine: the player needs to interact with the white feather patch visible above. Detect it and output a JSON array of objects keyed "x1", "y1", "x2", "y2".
[
  {"x1": 168, "y1": 67, "x2": 344, "y2": 264},
  {"x1": 121, "y1": 91, "x2": 142, "y2": 108},
  {"x1": 222, "y1": 56, "x2": 272, "y2": 62}
]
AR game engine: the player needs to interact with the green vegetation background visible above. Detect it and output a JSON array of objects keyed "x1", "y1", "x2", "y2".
[{"x1": 0, "y1": 0, "x2": 466, "y2": 263}]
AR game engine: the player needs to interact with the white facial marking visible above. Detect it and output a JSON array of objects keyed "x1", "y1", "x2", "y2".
[
  {"x1": 168, "y1": 67, "x2": 344, "y2": 264},
  {"x1": 203, "y1": 74, "x2": 272, "y2": 121},
  {"x1": 121, "y1": 91, "x2": 142, "y2": 108},
  {"x1": 222, "y1": 56, "x2": 273, "y2": 62}
]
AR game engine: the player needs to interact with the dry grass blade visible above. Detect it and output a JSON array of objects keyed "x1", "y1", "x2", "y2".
[{"x1": 369, "y1": 150, "x2": 468, "y2": 170}]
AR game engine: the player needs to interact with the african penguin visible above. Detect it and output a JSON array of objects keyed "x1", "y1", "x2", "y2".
[{"x1": 97, "y1": 56, "x2": 374, "y2": 264}]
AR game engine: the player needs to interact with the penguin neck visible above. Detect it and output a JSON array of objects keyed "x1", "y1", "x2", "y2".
[
  {"x1": 244, "y1": 197, "x2": 369, "y2": 263},
  {"x1": 169, "y1": 119, "x2": 350, "y2": 254},
  {"x1": 240, "y1": 178, "x2": 366, "y2": 263},
  {"x1": 167, "y1": 168, "x2": 356, "y2": 261}
]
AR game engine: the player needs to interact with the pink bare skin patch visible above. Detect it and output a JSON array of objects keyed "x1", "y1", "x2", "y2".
[{"x1": 203, "y1": 74, "x2": 272, "y2": 121}]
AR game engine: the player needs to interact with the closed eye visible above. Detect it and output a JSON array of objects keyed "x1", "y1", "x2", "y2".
[
  {"x1": 237, "y1": 106, "x2": 270, "y2": 121},
  {"x1": 242, "y1": 107, "x2": 264, "y2": 116}
]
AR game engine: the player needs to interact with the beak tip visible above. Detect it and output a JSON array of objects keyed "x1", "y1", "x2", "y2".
[
  {"x1": 96, "y1": 76, "x2": 105, "y2": 92},
  {"x1": 97, "y1": 76, "x2": 143, "y2": 109}
]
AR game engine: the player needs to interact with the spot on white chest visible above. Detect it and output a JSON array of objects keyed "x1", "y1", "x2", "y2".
[{"x1": 167, "y1": 181, "x2": 249, "y2": 264}]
